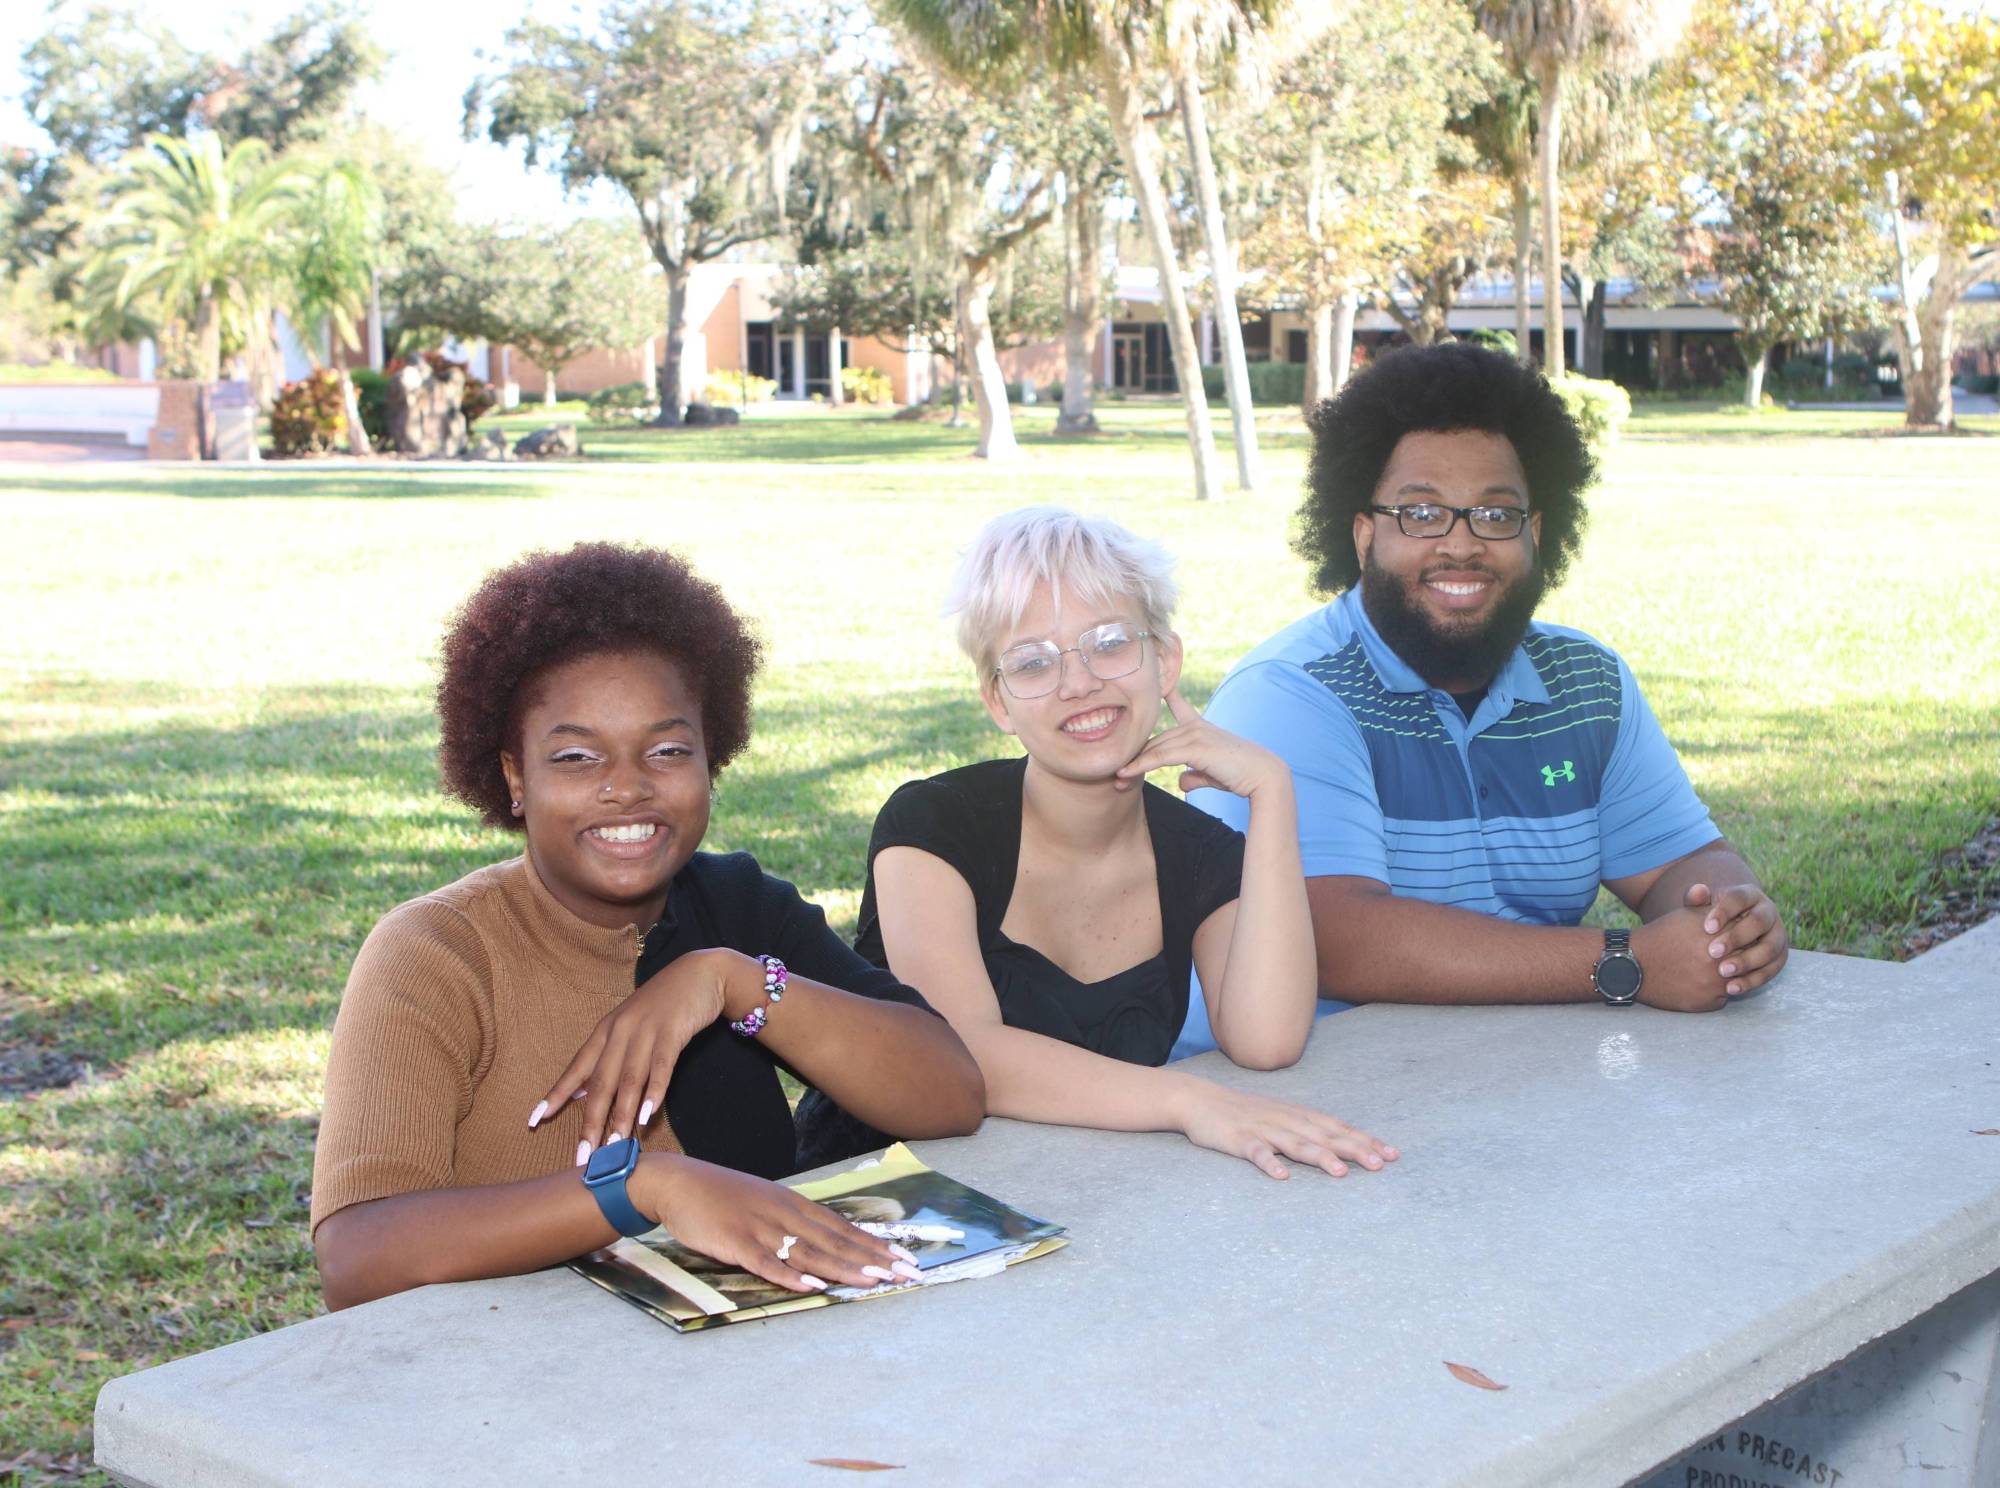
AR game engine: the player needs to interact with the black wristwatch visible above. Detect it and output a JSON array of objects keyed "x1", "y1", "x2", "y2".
[{"x1": 1593, "y1": 929, "x2": 1643, "y2": 1005}]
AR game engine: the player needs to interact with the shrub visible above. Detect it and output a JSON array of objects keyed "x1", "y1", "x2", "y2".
[
  {"x1": 1547, "y1": 372, "x2": 1631, "y2": 458},
  {"x1": 1466, "y1": 329, "x2": 1520, "y2": 360},
  {"x1": 348, "y1": 368, "x2": 388, "y2": 445},
  {"x1": 0, "y1": 361, "x2": 125, "y2": 384},
  {"x1": 1955, "y1": 371, "x2": 1999, "y2": 396},
  {"x1": 700, "y1": 371, "x2": 777, "y2": 407},
  {"x1": 586, "y1": 381, "x2": 657, "y2": 419},
  {"x1": 840, "y1": 366, "x2": 893, "y2": 405},
  {"x1": 270, "y1": 370, "x2": 348, "y2": 455},
  {"x1": 1197, "y1": 361, "x2": 1307, "y2": 405}
]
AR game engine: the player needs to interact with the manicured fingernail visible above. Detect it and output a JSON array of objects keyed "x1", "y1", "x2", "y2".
[
  {"x1": 1710, "y1": 942, "x2": 1725, "y2": 957},
  {"x1": 528, "y1": 1100, "x2": 548, "y2": 1129},
  {"x1": 888, "y1": 1243, "x2": 918, "y2": 1265},
  {"x1": 637, "y1": 1100, "x2": 654, "y2": 1127},
  {"x1": 571, "y1": 1089, "x2": 587, "y2": 1101},
  {"x1": 890, "y1": 1261, "x2": 922, "y2": 1282},
  {"x1": 606, "y1": 1132, "x2": 621, "y2": 1145},
  {"x1": 1706, "y1": 919, "x2": 1719, "y2": 933},
  {"x1": 798, "y1": 1274, "x2": 828, "y2": 1290},
  {"x1": 861, "y1": 1265, "x2": 895, "y2": 1282},
  {"x1": 1728, "y1": 981, "x2": 1744, "y2": 995},
  {"x1": 575, "y1": 1140, "x2": 591, "y2": 1166},
  {"x1": 1720, "y1": 963, "x2": 1737, "y2": 977}
]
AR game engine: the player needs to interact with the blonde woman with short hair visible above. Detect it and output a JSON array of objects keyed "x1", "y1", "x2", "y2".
[{"x1": 798, "y1": 508, "x2": 1397, "y2": 1180}]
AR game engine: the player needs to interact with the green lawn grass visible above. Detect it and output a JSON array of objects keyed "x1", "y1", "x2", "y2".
[{"x1": 2, "y1": 400, "x2": 1996, "y2": 1475}]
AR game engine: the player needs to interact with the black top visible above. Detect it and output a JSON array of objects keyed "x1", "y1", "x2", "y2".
[
  {"x1": 854, "y1": 756, "x2": 1245, "y2": 1064},
  {"x1": 634, "y1": 851, "x2": 935, "y2": 1180}
]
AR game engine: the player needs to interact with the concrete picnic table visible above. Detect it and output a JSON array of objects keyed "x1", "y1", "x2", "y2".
[{"x1": 96, "y1": 935, "x2": 2000, "y2": 1487}]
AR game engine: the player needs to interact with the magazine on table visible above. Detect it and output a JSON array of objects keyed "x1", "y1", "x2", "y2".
[{"x1": 570, "y1": 1142, "x2": 1068, "y2": 1332}]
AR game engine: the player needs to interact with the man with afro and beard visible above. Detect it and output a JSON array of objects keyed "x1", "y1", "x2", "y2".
[{"x1": 1174, "y1": 343, "x2": 1787, "y2": 1049}]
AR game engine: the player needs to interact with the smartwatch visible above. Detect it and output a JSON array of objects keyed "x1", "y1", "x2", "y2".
[
  {"x1": 581, "y1": 1135, "x2": 653, "y2": 1237},
  {"x1": 1593, "y1": 928, "x2": 1643, "y2": 1006}
]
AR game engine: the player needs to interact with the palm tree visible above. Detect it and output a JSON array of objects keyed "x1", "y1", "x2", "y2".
[
  {"x1": 86, "y1": 134, "x2": 303, "y2": 382},
  {"x1": 1165, "y1": 1, "x2": 1285, "y2": 491},
  {"x1": 1458, "y1": 81, "x2": 1538, "y2": 366},
  {"x1": 1478, "y1": 0, "x2": 1688, "y2": 377},
  {"x1": 282, "y1": 157, "x2": 383, "y2": 452},
  {"x1": 888, "y1": 0, "x2": 1280, "y2": 501}
]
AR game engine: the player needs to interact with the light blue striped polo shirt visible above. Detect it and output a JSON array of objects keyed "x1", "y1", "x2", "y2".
[{"x1": 1173, "y1": 586, "x2": 1718, "y2": 1057}]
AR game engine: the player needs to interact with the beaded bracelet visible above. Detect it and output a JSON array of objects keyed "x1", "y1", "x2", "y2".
[{"x1": 727, "y1": 954, "x2": 788, "y2": 1037}]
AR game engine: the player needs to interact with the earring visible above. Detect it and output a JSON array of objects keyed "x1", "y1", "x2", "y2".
[{"x1": 510, "y1": 799, "x2": 522, "y2": 814}]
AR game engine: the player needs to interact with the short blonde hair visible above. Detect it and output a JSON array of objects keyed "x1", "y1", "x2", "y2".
[{"x1": 948, "y1": 507, "x2": 1180, "y2": 672}]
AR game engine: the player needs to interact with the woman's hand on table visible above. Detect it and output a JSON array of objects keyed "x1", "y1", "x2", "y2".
[
  {"x1": 1114, "y1": 688, "x2": 1293, "y2": 800},
  {"x1": 1176, "y1": 1082, "x2": 1399, "y2": 1181},
  {"x1": 532, "y1": 947, "x2": 755, "y2": 1156},
  {"x1": 633, "y1": 1155, "x2": 921, "y2": 1293}
]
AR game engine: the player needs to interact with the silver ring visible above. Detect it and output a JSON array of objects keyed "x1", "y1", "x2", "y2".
[{"x1": 776, "y1": 1234, "x2": 799, "y2": 1262}]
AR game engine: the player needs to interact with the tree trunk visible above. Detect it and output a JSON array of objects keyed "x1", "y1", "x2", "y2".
[
  {"x1": 1534, "y1": 54, "x2": 1567, "y2": 379},
  {"x1": 828, "y1": 328, "x2": 844, "y2": 406},
  {"x1": 544, "y1": 366, "x2": 558, "y2": 407},
  {"x1": 340, "y1": 368, "x2": 371, "y2": 456},
  {"x1": 1102, "y1": 58, "x2": 1221, "y2": 501},
  {"x1": 1303, "y1": 292, "x2": 1334, "y2": 410},
  {"x1": 1511, "y1": 170, "x2": 1534, "y2": 365},
  {"x1": 1577, "y1": 275, "x2": 1606, "y2": 376},
  {"x1": 1057, "y1": 177, "x2": 1102, "y2": 435},
  {"x1": 194, "y1": 293, "x2": 222, "y2": 383},
  {"x1": 654, "y1": 267, "x2": 693, "y2": 427},
  {"x1": 1176, "y1": 68, "x2": 1259, "y2": 491},
  {"x1": 1332, "y1": 288, "x2": 1358, "y2": 394},
  {"x1": 1742, "y1": 343, "x2": 1769, "y2": 408},
  {"x1": 960, "y1": 262, "x2": 1019, "y2": 460},
  {"x1": 1905, "y1": 275, "x2": 1960, "y2": 429},
  {"x1": 642, "y1": 338, "x2": 658, "y2": 402},
  {"x1": 1656, "y1": 328, "x2": 1679, "y2": 390}
]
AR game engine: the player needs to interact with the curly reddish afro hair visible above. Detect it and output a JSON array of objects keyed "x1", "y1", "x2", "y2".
[{"x1": 437, "y1": 542, "x2": 763, "y2": 829}]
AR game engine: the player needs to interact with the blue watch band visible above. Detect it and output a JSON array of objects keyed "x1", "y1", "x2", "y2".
[{"x1": 581, "y1": 1136, "x2": 652, "y2": 1237}]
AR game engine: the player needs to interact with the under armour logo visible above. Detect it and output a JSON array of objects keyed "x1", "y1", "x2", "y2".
[{"x1": 1541, "y1": 761, "x2": 1576, "y2": 787}]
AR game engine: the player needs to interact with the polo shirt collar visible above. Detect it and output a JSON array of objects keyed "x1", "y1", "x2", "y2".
[{"x1": 1335, "y1": 586, "x2": 1551, "y2": 710}]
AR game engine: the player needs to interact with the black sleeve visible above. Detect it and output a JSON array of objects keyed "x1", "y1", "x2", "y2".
[
  {"x1": 760, "y1": 871, "x2": 938, "y2": 1015},
  {"x1": 867, "y1": 777, "x2": 987, "y2": 883},
  {"x1": 1189, "y1": 808, "x2": 1246, "y2": 930},
  {"x1": 1146, "y1": 788, "x2": 1246, "y2": 955},
  {"x1": 852, "y1": 774, "x2": 994, "y2": 969}
]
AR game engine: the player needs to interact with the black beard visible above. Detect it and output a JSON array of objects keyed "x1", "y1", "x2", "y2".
[{"x1": 1360, "y1": 551, "x2": 1546, "y2": 689}]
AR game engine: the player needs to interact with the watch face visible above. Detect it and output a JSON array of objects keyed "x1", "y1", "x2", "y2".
[
  {"x1": 1597, "y1": 954, "x2": 1643, "y2": 1002},
  {"x1": 583, "y1": 1138, "x2": 635, "y2": 1183}
]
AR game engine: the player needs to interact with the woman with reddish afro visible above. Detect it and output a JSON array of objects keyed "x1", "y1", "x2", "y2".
[{"x1": 311, "y1": 542, "x2": 984, "y2": 1309}]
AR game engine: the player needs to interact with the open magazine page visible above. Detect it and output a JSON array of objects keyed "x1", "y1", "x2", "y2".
[{"x1": 570, "y1": 1144, "x2": 1067, "y2": 1333}]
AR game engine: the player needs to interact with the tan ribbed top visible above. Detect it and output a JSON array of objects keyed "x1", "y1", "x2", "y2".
[{"x1": 310, "y1": 854, "x2": 681, "y2": 1235}]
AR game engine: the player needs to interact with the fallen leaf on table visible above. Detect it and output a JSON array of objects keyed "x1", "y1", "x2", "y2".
[
  {"x1": 1445, "y1": 1360, "x2": 1507, "y2": 1391},
  {"x1": 807, "y1": 1460, "x2": 904, "y2": 1472}
]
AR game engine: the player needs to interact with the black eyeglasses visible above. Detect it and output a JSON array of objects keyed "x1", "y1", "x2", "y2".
[
  {"x1": 1368, "y1": 502, "x2": 1533, "y2": 540},
  {"x1": 994, "y1": 623, "x2": 1153, "y2": 699}
]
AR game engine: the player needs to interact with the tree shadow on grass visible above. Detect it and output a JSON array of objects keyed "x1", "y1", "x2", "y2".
[
  {"x1": 0, "y1": 684, "x2": 1002, "y2": 1072},
  {"x1": 1655, "y1": 700, "x2": 2000, "y2": 958}
]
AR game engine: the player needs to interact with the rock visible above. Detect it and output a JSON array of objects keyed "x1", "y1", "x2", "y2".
[
  {"x1": 681, "y1": 403, "x2": 740, "y2": 427},
  {"x1": 513, "y1": 425, "x2": 581, "y2": 459},
  {"x1": 386, "y1": 358, "x2": 468, "y2": 457},
  {"x1": 467, "y1": 429, "x2": 514, "y2": 461}
]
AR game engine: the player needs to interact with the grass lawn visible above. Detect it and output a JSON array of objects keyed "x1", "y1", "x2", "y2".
[{"x1": 2, "y1": 398, "x2": 1996, "y2": 1475}]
